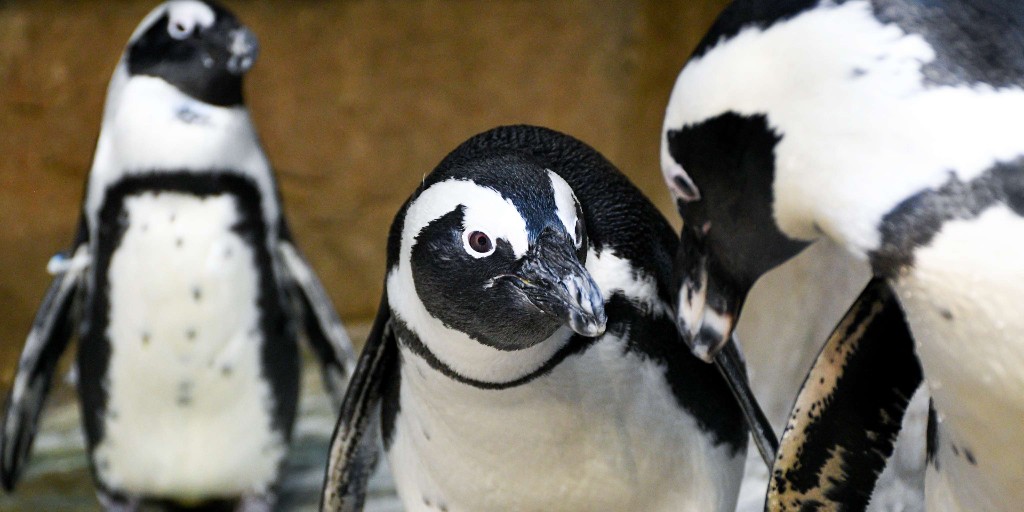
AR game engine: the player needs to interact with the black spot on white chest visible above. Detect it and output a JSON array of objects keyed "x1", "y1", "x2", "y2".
[
  {"x1": 77, "y1": 172, "x2": 299, "y2": 493},
  {"x1": 105, "y1": 190, "x2": 258, "y2": 358}
]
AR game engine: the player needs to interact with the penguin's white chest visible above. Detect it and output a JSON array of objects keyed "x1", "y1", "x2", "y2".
[
  {"x1": 894, "y1": 205, "x2": 1024, "y2": 511},
  {"x1": 386, "y1": 334, "x2": 744, "y2": 512},
  {"x1": 93, "y1": 191, "x2": 286, "y2": 499}
]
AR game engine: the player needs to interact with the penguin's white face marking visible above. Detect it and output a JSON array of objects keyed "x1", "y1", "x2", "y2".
[
  {"x1": 165, "y1": 1, "x2": 216, "y2": 40},
  {"x1": 388, "y1": 162, "x2": 605, "y2": 385},
  {"x1": 129, "y1": 1, "x2": 216, "y2": 44},
  {"x1": 549, "y1": 170, "x2": 585, "y2": 250},
  {"x1": 401, "y1": 179, "x2": 530, "y2": 261},
  {"x1": 660, "y1": 0, "x2": 1024, "y2": 358}
]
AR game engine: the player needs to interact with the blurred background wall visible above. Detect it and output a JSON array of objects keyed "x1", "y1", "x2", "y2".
[{"x1": 0, "y1": 0, "x2": 732, "y2": 385}]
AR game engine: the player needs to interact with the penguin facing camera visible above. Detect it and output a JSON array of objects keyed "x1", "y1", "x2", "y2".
[
  {"x1": 320, "y1": 125, "x2": 780, "y2": 512},
  {"x1": 1, "y1": 2, "x2": 355, "y2": 510}
]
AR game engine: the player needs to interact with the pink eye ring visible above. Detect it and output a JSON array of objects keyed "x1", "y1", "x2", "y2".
[{"x1": 467, "y1": 231, "x2": 493, "y2": 254}]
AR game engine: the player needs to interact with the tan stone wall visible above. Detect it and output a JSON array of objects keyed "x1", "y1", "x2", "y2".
[{"x1": 0, "y1": 0, "x2": 729, "y2": 383}]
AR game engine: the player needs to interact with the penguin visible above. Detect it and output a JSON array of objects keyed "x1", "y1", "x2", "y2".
[
  {"x1": 658, "y1": 1, "x2": 1024, "y2": 510},
  {"x1": 0, "y1": 2, "x2": 355, "y2": 510},
  {"x1": 318, "y1": 125, "x2": 773, "y2": 512}
]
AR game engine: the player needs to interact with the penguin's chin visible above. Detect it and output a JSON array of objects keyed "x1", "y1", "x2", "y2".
[{"x1": 467, "y1": 308, "x2": 563, "y2": 352}]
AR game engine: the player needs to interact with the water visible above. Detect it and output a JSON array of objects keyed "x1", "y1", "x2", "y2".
[{"x1": 0, "y1": 330, "x2": 402, "y2": 512}]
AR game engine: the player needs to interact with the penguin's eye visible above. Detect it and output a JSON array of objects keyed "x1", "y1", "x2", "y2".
[
  {"x1": 464, "y1": 230, "x2": 494, "y2": 257},
  {"x1": 168, "y1": 19, "x2": 195, "y2": 40},
  {"x1": 573, "y1": 218, "x2": 584, "y2": 249}
]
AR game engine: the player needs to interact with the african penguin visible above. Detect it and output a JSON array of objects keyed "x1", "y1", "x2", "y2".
[
  {"x1": 0, "y1": 2, "x2": 355, "y2": 510},
  {"x1": 659, "y1": 1, "x2": 1024, "y2": 510},
  {"x1": 321, "y1": 125, "x2": 756, "y2": 512}
]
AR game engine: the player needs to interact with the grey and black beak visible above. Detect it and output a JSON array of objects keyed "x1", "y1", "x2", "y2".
[
  {"x1": 674, "y1": 223, "x2": 746, "y2": 362},
  {"x1": 221, "y1": 25, "x2": 258, "y2": 75},
  {"x1": 204, "y1": 14, "x2": 259, "y2": 75},
  {"x1": 513, "y1": 228, "x2": 607, "y2": 337},
  {"x1": 714, "y1": 339, "x2": 778, "y2": 467},
  {"x1": 674, "y1": 223, "x2": 778, "y2": 466}
]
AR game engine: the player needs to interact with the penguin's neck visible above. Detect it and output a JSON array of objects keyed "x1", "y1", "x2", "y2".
[{"x1": 85, "y1": 71, "x2": 278, "y2": 235}]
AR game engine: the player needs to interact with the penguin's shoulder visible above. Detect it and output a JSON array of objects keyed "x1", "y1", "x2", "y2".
[{"x1": 870, "y1": 0, "x2": 1024, "y2": 88}]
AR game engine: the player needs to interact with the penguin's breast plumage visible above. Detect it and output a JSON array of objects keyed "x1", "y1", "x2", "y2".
[
  {"x1": 82, "y1": 181, "x2": 293, "y2": 498},
  {"x1": 896, "y1": 203, "x2": 1024, "y2": 511}
]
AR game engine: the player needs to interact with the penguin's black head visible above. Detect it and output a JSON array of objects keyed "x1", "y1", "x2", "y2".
[
  {"x1": 126, "y1": 0, "x2": 258, "y2": 106},
  {"x1": 657, "y1": 0, "x2": 841, "y2": 361},
  {"x1": 662, "y1": 113, "x2": 810, "y2": 361},
  {"x1": 394, "y1": 152, "x2": 606, "y2": 351}
]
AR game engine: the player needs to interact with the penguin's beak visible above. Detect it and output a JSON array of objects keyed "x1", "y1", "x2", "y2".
[
  {"x1": 674, "y1": 223, "x2": 780, "y2": 466},
  {"x1": 510, "y1": 228, "x2": 607, "y2": 337},
  {"x1": 674, "y1": 222, "x2": 746, "y2": 363},
  {"x1": 224, "y1": 27, "x2": 258, "y2": 75},
  {"x1": 200, "y1": 17, "x2": 259, "y2": 75}
]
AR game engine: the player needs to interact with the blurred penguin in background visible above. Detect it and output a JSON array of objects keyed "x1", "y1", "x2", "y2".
[{"x1": 1, "y1": 2, "x2": 355, "y2": 510}]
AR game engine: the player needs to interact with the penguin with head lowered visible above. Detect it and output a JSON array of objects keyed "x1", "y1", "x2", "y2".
[
  {"x1": 0, "y1": 1, "x2": 355, "y2": 510},
  {"x1": 319, "y1": 125, "x2": 783, "y2": 512},
  {"x1": 660, "y1": 1, "x2": 1024, "y2": 510}
]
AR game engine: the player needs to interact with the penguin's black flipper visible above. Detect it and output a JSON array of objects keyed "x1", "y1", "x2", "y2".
[
  {"x1": 766, "y1": 278, "x2": 922, "y2": 511},
  {"x1": 278, "y1": 241, "x2": 356, "y2": 410},
  {"x1": 321, "y1": 293, "x2": 397, "y2": 512},
  {"x1": 1, "y1": 245, "x2": 88, "y2": 491}
]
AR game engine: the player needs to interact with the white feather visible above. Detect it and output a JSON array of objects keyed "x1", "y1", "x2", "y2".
[
  {"x1": 402, "y1": 179, "x2": 530, "y2": 261},
  {"x1": 548, "y1": 170, "x2": 581, "y2": 246}
]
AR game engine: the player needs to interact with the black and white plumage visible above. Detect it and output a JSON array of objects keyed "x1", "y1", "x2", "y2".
[
  {"x1": 660, "y1": 1, "x2": 1024, "y2": 510},
  {"x1": 322, "y1": 125, "x2": 753, "y2": 512},
  {"x1": 0, "y1": 1, "x2": 354, "y2": 510}
]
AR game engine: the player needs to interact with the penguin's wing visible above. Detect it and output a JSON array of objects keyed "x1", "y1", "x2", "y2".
[
  {"x1": 766, "y1": 278, "x2": 923, "y2": 511},
  {"x1": 278, "y1": 241, "x2": 356, "y2": 409},
  {"x1": 321, "y1": 293, "x2": 397, "y2": 512},
  {"x1": 1, "y1": 244, "x2": 90, "y2": 491}
]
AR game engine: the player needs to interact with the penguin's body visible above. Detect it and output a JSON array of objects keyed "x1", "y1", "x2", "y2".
[
  {"x1": 659, "y1": 1, "x2": 1024, "y2": 510},
  {"x1": 1, "y1": 2, "x2": 354, "y2": 509},
  {"x1": 901, "y1": 202, "x2": 1024, "y2": 512},
  {"x1": 322, "y1": 125, "x2": 750, "y2": 512},
  {"x1": 386, "y1": 309, "x2": 738, "y2": 512}
]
